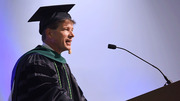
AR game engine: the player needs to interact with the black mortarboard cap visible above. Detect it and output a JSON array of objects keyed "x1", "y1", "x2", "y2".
[{"x1": 28, "y1": 4, "x2": 75, "y2": 34}]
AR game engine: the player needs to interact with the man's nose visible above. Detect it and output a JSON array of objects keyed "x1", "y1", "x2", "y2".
[{"x1": 69, "y1": 31, "x2": 74, "y2": 38}]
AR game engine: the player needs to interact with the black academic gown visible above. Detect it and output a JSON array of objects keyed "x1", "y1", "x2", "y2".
[{"x1": 11, "y1": 45, "x2": 87, "y2": 101}]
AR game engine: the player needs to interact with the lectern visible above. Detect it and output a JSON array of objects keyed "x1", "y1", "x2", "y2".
[{"x1": 127, "y1": 80, "x2": 180, "y2": 101}]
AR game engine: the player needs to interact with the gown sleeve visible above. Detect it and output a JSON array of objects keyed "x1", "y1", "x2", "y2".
[{"x1": 13, "y1": 53, "x2": 73, "y2": 101}]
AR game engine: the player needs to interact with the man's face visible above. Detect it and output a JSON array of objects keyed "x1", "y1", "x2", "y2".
[{"x1": 50, "y1": 19, "x2": 74, "y2": 53}]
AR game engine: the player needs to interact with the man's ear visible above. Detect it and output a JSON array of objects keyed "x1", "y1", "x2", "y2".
[{"x1": 45, "y1": 28, "x2": 53, "y2": 38}]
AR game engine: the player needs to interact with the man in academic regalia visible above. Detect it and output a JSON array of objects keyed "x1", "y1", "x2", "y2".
[{"x1": 9, "y1": 4, "x2": 87, "y2": 101}]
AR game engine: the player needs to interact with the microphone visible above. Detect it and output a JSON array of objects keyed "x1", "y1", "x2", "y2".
[
  {"x1": 108, "y1": 44, "x2": 117, "y2": 49},
  {"x1": 108, "y1": 44, "x2": 172, "y2": 85}
]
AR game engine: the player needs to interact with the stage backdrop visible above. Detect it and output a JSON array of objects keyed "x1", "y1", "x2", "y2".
[{"x1": 0, "y1": 0, "x2": 180, "y2": 101}]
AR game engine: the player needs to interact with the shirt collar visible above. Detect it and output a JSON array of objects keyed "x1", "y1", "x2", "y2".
[{"x1": 42, "y1": 42, "x2": 54, "y2": 51}]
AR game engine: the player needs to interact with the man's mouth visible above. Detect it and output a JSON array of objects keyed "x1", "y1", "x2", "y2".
[{"x1": 66, "y1": 39, "x2": 72, "y2": 46}]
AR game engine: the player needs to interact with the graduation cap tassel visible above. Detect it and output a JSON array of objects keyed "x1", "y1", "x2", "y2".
[{"x1": 68, "y1": 49, "x2": 72, "y2": 54}]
